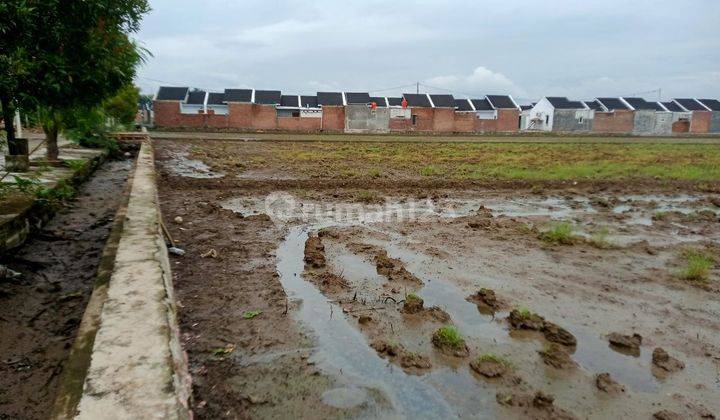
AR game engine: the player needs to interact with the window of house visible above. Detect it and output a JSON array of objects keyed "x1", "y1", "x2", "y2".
[
  {"x1": 545, "y1": 115, "x2": 549, "y2": 125},
  {"x1": 412, "y1": 115, "x2": 418, "y2": 125},
  {"x1": 579, "y1": 116, "x2": 584, "y2": 123}
]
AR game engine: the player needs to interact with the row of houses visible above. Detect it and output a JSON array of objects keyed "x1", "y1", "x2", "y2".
[
  {"x1": 524, "y1": 97, "x2": 720, "y2": 135},
  {"x1": 152, "y1": 86, "x2": 720, "y2": 135}
]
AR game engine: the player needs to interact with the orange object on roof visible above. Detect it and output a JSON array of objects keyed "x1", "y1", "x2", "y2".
[{"x1": 401, "y1": 98, "x2": 408, "y2": 108}]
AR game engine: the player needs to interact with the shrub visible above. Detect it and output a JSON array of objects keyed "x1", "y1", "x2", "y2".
[{"x1": 433, "y1": 326, "x2": 466, "y2": 350}]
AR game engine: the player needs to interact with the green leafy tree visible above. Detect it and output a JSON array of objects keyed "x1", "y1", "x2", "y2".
[
  {"x1": 103, "y1": 84, "x2": 141, "y2": 127},
  {"x1": 0, "y1": 0, "x2": 149, "y2": 159}
]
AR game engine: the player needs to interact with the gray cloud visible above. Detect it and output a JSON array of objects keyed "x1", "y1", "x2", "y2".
[{"x1": 135, "y1": 0, "x2": 720, "y2": 103}]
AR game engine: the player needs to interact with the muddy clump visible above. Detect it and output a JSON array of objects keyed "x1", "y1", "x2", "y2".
[
  {"x1": 371, "y1": 340, "x2": 432, "y2": 373},
  {"x1": 653, "y1": 410, "x2": 683, "y2": 420},
  {"x1": 313, "y1": 272, "x2": 350, "y2": 293},
  {"x1": 508, "y1": 309, "x2": 546, "y2": 331},
  {"x1": 508, "y1": 310, "x2": 577, "y2": 347},
  {"x1": 401, "y1": 293, "x2": 424, "y2": 314},
  {"x1": 374, "y1": 250, "x2": 423, "y2": 285},
  {"x1": 607, "y1": 332, "x2": 642, "y2": 356},
  {"x1": 538, "y1": 343, "x2": 576, "y2": 369},
  {"x1": 470, "y1": 356, "x2": 510, "y2": 378},
  {"x1": 542, "y1": 321, "x2": 577, "y2": 347},
  {"x1": 467, "y1": 288, "x2": 502, "y2": 314},
  {"x1": 431, "y1": 326, "x2": 470, "y2": 357},
  {"x1": 304, "y1": 235, "x2": 326, "y2": 268},
  {"x1": 595, "y1": 373, "x2": 625, "y2": 394},
  {"x1": 651, "y1": 347, "x2": 685, "y2": 378},
  {"x1": 496, "y1": 391, "x2": 577, "y2": 420}
]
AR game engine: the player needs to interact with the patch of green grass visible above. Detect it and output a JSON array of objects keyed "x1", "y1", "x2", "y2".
[
  {"x1": 539, "y1": 222, "x2": 576, "y2": 245},
  {"x1": 243, "y1": 310, "x2": 263, "y2": 319},
  {"x1": 517, "y1": 307, "x2": 532, "y2": 318},
  {"x1": 357, "y1": 190, "x2": 378, "y2": 203},
  {"x1": 681, "y1": 250, "x2": 714, "y2": 281},
  {"x1": 420, "y1": 165, "x2": 438, "y2": 177},
  {"x1": 590, "y1": 227, "x2": 614, "y2": 249},
  {"x1": 406, "y1": 293, "x2": 422, "y2": 303},
  {"x1": 476, "y1": 353, "x2": 513, "y2": 368},
  {"x1": 653, "y1": 211, "x2": 668, "y2": 221},
  {"x1": 368, "y1": 168, "x2": 382, "y2": 178},
  {"x1": 433, "y1": 326, "x2": 466, "y2": 350},
  {"x1": 64, "y1": 159, "x2": 87, "y2": 171}
]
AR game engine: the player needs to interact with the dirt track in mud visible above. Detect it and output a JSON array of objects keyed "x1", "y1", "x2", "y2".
[
  {"x1": 0, "y1": 158, "x2": 133, "y2": 420},
  {"x1": 156, "y1": 139, "x2": 720, "y2": 419}
]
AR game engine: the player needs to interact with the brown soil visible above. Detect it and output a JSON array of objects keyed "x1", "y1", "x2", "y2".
[
  {"x1": 154, "y1": 138, "x2": 720, "y2": 419},
  {"x1": 470, "y1": 359, "x2": 508, "y2": 378},
  {"x1": 596, "y1": 373, "x2": 626, "y2": 394},
  {"x1": 652, "y1": 347, "x2": 685, "y2": 378},
  {"x1": 0, "y1": 159, "x2": 133, "y2": 420},
  {"x1": 467, "y1": 287, "x2": 502, "y2": 314},
  {"x1": 496, "y1": 390, "x2": 577, "y2": 420},
  {"x1": 538, "y1": 343, "x2": 576, "y2": 369},
  {"x1": 607, "y1": 332, "x2": 643, "y2": 356},
  {"x1": 303, "y1": 234, "x2": 326, "y2": 268}
]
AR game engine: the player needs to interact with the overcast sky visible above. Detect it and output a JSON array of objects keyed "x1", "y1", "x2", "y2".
[{"x1": 134, "y1": 0, "x2": 720, "y2": 104}]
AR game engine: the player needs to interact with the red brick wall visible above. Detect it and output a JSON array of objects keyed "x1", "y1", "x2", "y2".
[
  {"x1": 474, "y1": 118, "x2": 498, "y2": 132},
  {"x1": 593, "y1": 110, "x2": 634, "y2": 133},
  {"x1": 227, "y1": 103, "x2": 253, "y2": 129},
  {"x1": 277, "y1": 117, "x2": 322, "y2": 132},
  {"x1": 432, "y1": 108, "x2": 455, "y2": 132},
  {"x1": 153, "y1": 101, "x2": 182, "y2": 127},
  {"x1": 410, "y1": 107, "x2": 434, "y2": 131},
  {"x1": 321, "y1": 106, "x2": 345, "y2": 131},
  {"x1": 690, "y1": 111, "x2": 711, "y2": 133},
  {"x1": 205, "y1": 110, "x2": 228, "y2": 129},
  {"x1": 672, "y1": 120, "x2": 690, "y2": 134},
  {"x1": 389, "y1": 118, "x2": 411, "y2": 132},
  {"x1": 251, "y1": 104, "x2": 277, "y2": 130},
  {"x1": 496, "y1": 109, "x2": 520, "y2": 132},
  {"x1": 453, "y1": 113, "x2": 475, "y2": 132}
]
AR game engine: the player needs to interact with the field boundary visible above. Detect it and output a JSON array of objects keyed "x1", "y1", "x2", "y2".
[{"x1": 69, "y1": 141, "x2": 191, "y2": 419}]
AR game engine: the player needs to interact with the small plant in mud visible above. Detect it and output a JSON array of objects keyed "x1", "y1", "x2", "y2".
[
  {"x1": 368, "y1": 168, "x2": 382, "y2": 178},
  {"x1": 652, "y1": 211, "x2": 668, "y2": 221},
  {"x1": 539, "y1": 222, "x2": 576, "y2": 245},
  {"x1": 420, "y1": 165, "x2": 438, "y2": 177},
  {"x1": 680, "y1": 249, "x2": 714, "y2": 282},
  {"x1": 212, "y1": 343, "x2": 237, "y2": 356},
  {"x1": 37, "y1": 180, "x2": 75, "y2": 202},
  {"x1": 589, "y1": 227, "x2": 614, "y2": 249},
  {"x1": 402, "y1": 293, "x2": 425, "y2": 314},
  {"x1": 356, "y1": 190, "x2": 378, "y2": 203},
  {"x1": 517, "y1": 307, "x2": 532, "y2": 318},
  {"x1": 432, "y1": 326, "x2": 466, "y2": 350},
  {"x1": 12, "y1": 175, "x2": 43, "y2": 195},
  {"x1": 477, "y1": 353, "x2": 513, "y2": 368},
  {"x1": 243, "y1": 310, "x2": 263, "y2": 319}
]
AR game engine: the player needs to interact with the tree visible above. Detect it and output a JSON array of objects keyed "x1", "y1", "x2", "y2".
[
  {"x1": 103, "y1": 84, "x2": 141, "y2": 126},
  {"x1": 0, "y1": 0, "x2": 149, "y2": 159}
]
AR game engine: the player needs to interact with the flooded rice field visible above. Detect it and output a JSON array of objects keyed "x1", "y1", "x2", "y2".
[{"x1": 156, "y1": 139, "x2": 720, "y2": 419}]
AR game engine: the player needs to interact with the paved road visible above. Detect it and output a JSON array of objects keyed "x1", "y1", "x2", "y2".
[{"x1": 150, "y1": 131, "x2": 720, "y2": 144}]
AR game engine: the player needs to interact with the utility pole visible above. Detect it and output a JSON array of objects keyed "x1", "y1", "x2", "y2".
[{"x1": 416, "y1": 82, "x2": 420, "y2": 94}]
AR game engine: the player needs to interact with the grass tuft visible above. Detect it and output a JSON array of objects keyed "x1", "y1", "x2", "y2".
[
  {"x1": 539, "y1": 222, "x2": 576, "y2": 245},
  {"x1": 589, "y1": 227, "x2": 614, "y2": 249},
  {"x1": 357, "y1": 190, "x2": 378, "y2": 203},
  {"x1": 476, "y1": 353, "x2": 513, "y2": 368},
  {"x1": 433, "y1": 326, "x2": 466, "y2": 350},
  {"x1": 517, "y1": 307, "x2": 532, "y2": 318},
  {"x1": 420, "y1": 165, "x2": 438, "y2": 177},
  {"x1": 406, "y1": 293, "x2": 422, "y2": 303},
  {"x1": 243, "y1": 310, "x2": 263, "y2": 319},
  {"x1": 681, "y1": 250, "x2": 714, "y2": 281}
]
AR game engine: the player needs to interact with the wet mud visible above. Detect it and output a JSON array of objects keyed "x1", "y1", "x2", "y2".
[
  {"x1": 0, "y1": 159, "x2": 133, "y2": 420},
  {"x1": 155, "y1": 138, "x2": 720, "y2": 419}
]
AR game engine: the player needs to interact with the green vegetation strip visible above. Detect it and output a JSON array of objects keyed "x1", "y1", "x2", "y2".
[{"x1": 270, "y1": 142, "x2": 720, "y2": 181}]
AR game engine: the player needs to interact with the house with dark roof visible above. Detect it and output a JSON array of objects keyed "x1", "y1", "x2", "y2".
[
  {"x1": 671, "y1": 98, "x2": 718, "y2": 133},
  {"x1": 592, "y1": 97, "x2": 635, "y2": 134},
  {"x1": 620, "y1": 97, "x2": 673, "y2": 136},
  {"x1": 522, "y1": 97, "x2": 592, "y2": 132}
]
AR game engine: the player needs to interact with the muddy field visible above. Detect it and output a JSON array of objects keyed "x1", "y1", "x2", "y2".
[
  {"x1": 156, "y1": 138, "x2": 720, "y2": 419},
  {"x1": 0, "y1": 158, "x2": 133, "y2": 420}
]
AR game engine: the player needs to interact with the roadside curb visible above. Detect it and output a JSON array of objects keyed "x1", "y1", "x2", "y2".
[{"x1": 68, "y1": 141, "x2": 191, "y2": 419}]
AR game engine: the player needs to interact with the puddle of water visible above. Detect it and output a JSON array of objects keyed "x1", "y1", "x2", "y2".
[
  {"x1": 322, "y1": 386, "x2": 371, "y2": 409},
  {"x1": 277, "y1": 226, "x2": 455, "y2": 417},
  {"x1": 163, "y1": 151, "x2": 225, "y2": 179}
]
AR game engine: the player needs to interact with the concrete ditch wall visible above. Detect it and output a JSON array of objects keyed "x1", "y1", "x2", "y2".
[{"x1": 71, "y1": 142, "x2": 191, "y2": 420}]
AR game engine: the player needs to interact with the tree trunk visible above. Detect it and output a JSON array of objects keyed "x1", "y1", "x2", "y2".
[
  {"x1": 46, "y1": 122, "x2": 59, "y2": 161},
  {"x1": 0, "y1": 92, "x2": 16, "y2": 145},
  {"x1": 41, "y1": 108, "x2": 61, "y2": 161}
]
